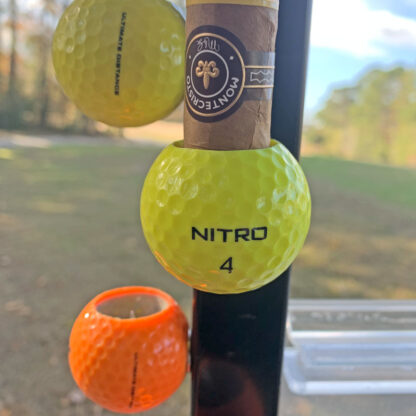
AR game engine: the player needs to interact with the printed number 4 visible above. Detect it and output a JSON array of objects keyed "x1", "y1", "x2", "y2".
[{"x1": 220, "y1": 257, "x2": 233, "y2": 274}]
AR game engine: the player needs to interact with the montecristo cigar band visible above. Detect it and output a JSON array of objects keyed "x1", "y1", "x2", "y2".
[
  {"x1": 187, "y1": 0, "x2": 279, "y2": 9},
  {"x1": 186, "y1": 25, "x2": 276, "y2": 123}
]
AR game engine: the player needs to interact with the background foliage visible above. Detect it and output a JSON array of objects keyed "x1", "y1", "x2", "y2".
[
  {"x1": 0, "y1": 0, "x2": 100, "y2": 133},
  {"x1": 305, "y1": 67, "x2": 416, "y2": 167}
]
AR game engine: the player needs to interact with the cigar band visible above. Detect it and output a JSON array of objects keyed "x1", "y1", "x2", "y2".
[
  {"x1": 186, "y1": 25, "x2": 275, "y2": 123},
  {"x1": 187, "y1": 0, "x2": 279, "y2": 10}
]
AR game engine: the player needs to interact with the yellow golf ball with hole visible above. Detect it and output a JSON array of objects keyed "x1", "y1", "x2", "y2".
[
  {"x1": 140, "y1": 140, "x2": 311, "y2": 294},
  {"x1": 52, "y1": 0, "x2": 185, "y2": 127}
]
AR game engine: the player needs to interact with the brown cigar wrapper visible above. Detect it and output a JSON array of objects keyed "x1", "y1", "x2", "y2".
[{"x1": 184, "y1": 4, "x2": 279, "y2": 150}]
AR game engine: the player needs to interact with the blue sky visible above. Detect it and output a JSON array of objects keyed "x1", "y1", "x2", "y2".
[{"x1": 305, "y1": 0, "x2": 416, "y2": 116}]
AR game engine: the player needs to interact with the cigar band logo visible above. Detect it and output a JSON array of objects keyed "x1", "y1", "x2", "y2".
[{"x1": 186, "y1": 26, "x2": 275, "y2": 122}]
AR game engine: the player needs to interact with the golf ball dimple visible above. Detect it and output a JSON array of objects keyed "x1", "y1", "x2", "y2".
[
  {"x1": 69, "y1": 287, "x2": 188, "y2": 414},
  {"x1": 140, "y1": 140, "x2": 311, "y2": 295},
  {"x1": 52, "y1": 0, "x2": 185, "y2": 128}
]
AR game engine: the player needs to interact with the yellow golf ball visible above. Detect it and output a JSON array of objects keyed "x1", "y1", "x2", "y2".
[
  {"x1": 140, "y1": 140, "x2": 311, "y2": 294},
  {"x1": 52, "y1": 0, "x2": 185, "y2": 127}
]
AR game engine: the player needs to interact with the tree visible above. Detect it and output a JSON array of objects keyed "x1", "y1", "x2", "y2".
[
  {"x1": 7, "y1": 0, "x2": 17, "y2": 98},
  {"x1": 33, "y1": 0, "x2": 59, "y2": 128},
  {"x1": 305, "y1": 67, "x2": 416, "y2": 167},
  {"x1": 0, "y1": 0, "x2": 4, "y2": 92},
  {"x1": 0, "y1": 0, "x2": 22, "y2": 128},
  {"x1": 315, "y1": 86, "x2": 358, "y2": 158}
]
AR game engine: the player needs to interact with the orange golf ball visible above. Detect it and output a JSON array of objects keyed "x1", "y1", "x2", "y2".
[{"x1": 68, "y1": 286, "x2": 188, "y2": 414}]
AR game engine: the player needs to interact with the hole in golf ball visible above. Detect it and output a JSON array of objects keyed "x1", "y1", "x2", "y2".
[{"x1": 96, "y1": 294, "x2": 168, "y2": 319}]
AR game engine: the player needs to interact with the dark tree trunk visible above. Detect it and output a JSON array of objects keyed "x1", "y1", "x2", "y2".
[
  {"x1": 37, "y1": 11, "x2": 50, "y2": 128},
  {"x1": 7, "y1": 0, "x2": 17, "y2": 99},
  {"x1": 38, "y1": 72, "x2": 50, "y2": 128},
  {"x1": 0, "y1": 12, "x2": 3, "y2": 93}
]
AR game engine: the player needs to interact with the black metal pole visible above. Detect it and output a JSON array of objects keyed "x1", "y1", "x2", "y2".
[{"x1": 191, "y1": 1, "x2": 312, "y2": 415}]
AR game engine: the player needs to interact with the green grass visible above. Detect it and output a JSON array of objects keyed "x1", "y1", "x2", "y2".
[
  {"x1": 302, "y1": 156, "x2": 416, "y2": 209},
  {"x1": 1, "y1": 145, "x2": 415, "y2": 415}
]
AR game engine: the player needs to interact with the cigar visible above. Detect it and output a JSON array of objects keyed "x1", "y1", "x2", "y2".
[{"x1": 184, "y1": 0, "x2": 279, "y2": 150}]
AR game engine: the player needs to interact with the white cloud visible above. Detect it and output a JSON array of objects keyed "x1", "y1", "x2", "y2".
[{"x1": 311, "y1": 0, "x2": 416, "y2": 56}]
